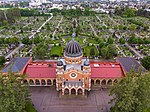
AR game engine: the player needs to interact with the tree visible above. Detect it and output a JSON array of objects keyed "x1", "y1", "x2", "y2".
[
  {"x1": 123, "y1": 8, "x2": 136, "y2": 18},
  {"x1": 21, "y1": 37, "x2": 30, "y2": 45},
  {"x1": 107, "y1": 37, "x2": 114, "y2": 44},
  {"x1": 128, "y1": 36, "x2": 138, "y2": 44},
  {"x1": 101, "y1": 45, "x2": 117, "y2": 59},
  {"x1": 0, "y1": 56, "x2": 5, "y2": 65},
  {"x1": 0, "y1": 72, "x2": 30, "y2": 112},
  {"x1": 141, "y1": 56, "x2": 150, "y2": 70},
  {"x1": 128, "y1": 24, "x2": 137, "y2": 31},
  {"x1": 109, "y1": 71, "x2": 150, "y2": 112},
  {"x1": 119, "y1": 38, "x2": 126, "y2": 44},
  {"x1": 101, "y1": 47, "x2": 108, "y2": 59},
  {"x1": 32, "y1": 42, "x2": 49, "y2": 59},
  {"x1": 107, "y1": 45, "x2": 118, "y2": 58},
  {"x1": 90, "y1": 48, "x2": 95, "y2": 56}
]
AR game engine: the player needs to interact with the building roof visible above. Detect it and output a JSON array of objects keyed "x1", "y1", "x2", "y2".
[
  {"x1": 64, "y1": 40, "x2": 82, "y2": 57},
  {"x1": 24, "y1": 63, "x2": 56, "y2": 78},
  {"x1": 117, "y1": 57, "x2": 146, "y2": 73},
  {"x1": 2, "y1": 57, "x2": 31, "y2": 73},
  {"x1": 90, "y1": 62, "x2": 125, "y2": 78}
]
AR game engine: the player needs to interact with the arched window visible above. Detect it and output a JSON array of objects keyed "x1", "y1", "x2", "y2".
[
  {"x1": 101, "y1": 79, "x2": 106, "y2": 85},
  {"x1": 41, "y1": 79, "x2": 46, "y2": 85},
  {"x1": 96, "y1": 80, "x2": 100, "y2": 85},
  {"x1": 78, "y1": 88, "x2": 82, "y2": 95},
  {"x1": 23, "y1": 79, "x2": 28, "y2": 84},
  {"x1": 47, "y1": 79, "x2": 51, "y2": 85},
  {"x1": 64, "y1": 88, "x2": 69, "y2": 94},
  {"x1": 71, "y1": 88, "x2": 76, "y2": 94},
  {"x1": 29, "y1": 79, "x2": 34, "y2": 85},
  {"x1": 35, "y1": 79, "x2": 40, "y2": 85},
  {"x1": 114, "y1": 79, "x2": 118, "y2": 84},
  {"x1": 91, "y1": 79, "x2": 94, "y2": 85},
  {"x1": 107, "y1": 79, "x2": 112, "y2": 85}
]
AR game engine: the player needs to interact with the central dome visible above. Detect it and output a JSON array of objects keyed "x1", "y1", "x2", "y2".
[{"x1": 65, "y1": 40, "x2": 82, "y2": 57}]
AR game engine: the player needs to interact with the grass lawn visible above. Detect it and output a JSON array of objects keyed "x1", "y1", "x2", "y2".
[
  {"x1": 64, "y1": 37, "x2": 84, "y2": 45},
  {"x1": 84, "y1": 46, "x2": 99, "y2": 57},
  {"x1": 75, "y1": 37, "x2": 84, "y2": 45},
  {"x1": 64, "y1": 37, "x2": 72, "y2": 43},
  {"x1": 50, "y1": 46, "x2": 64, "y2": 57},
  {"x1": 86, "y1": 37, "x2": 99, "y2": 44}
]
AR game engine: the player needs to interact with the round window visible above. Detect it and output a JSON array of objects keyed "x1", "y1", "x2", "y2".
[{"x1": 70, "y1": 73, "x2": 77, "y2": 78}]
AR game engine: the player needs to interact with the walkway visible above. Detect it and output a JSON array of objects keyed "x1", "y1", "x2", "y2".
[
  {"x1": 5, "y1": 44, "x2": 24, "y2": 59},
  {"x1": 29, "y1": 15, "x2": 53, "y2": 39},
  {"x1": 125, "y1": 43, "x2": 144, "y2": 58},
  {"x1": 52, "y1": 16, "x2": 63, "y2": 40},
  {"x1": 96, "y1": 15, "x2": 107, "y2": 27}
]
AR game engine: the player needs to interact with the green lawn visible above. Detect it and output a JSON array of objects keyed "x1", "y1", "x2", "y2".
[
  {"x1": 86, "y1": 37, "x2": 99, "y2": 44},
  {"x1": 75, "y1": 37, "x2": 84, "y2": 45},
  {"x1": 64, "y1": 37, "x2": 84, "y2": 45},
  {"x1": 84, "y1": 46, "x2": 99, "y2": 57},
  {"x1": 50, "y1": 46, "x2": 64, "y2": 57}
]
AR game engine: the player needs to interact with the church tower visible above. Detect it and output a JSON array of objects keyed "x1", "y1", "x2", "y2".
[{"x1": 56, "y1": 35, "x2": 91, "y2": 95}]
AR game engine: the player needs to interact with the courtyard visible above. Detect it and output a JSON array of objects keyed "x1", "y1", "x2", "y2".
[{"x1": 30, "y1": 87, "x2": 113, "y2": 112}]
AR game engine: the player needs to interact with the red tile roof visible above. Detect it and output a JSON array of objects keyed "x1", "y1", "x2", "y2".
[
  {"x1": 23, "y1": 61, "x2": 125, "y2": 79},
  {"x1": 90, "y1": 62, "x2": 125, "y2": 78},
  {"x1": 24, "y1": 63, "x2": 56, "y2": 78}
]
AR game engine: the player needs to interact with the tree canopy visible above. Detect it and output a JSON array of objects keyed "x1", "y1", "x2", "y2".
[
  {"x1": 0, "y1": 72, "x2": 31, "y2": 112},
  {"x1": 0, "y1": 56, "x2": 6, "y2": 65},
  {"x1": 141, "y1": 56, "x2": 150, "y2": 70},
  {"x1": 110, "y1": 71, "x2": 150, "y2": 112}
]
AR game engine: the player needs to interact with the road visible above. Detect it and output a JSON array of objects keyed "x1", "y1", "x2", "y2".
[
  {"x1": 52, "y1": 16, "x2": 63, "y2": 40},
  {"x1": 5, "y1": 44, "x2": 24, "y2": 59},
  {"x1": 116, "y1": 45, "x2": 126, "y2": 57},
  {"x1": 96, "y1": 15, "x2": 107, "y2": 27},
  {"x1": 125, "y1": 43, "x2": 144, "y2": 58},
  {"x1": 29, "y1": 16, "x2": 53, "y2": 39},
  {"x1": 86, "y1": 18, "x2": 98, "y2": 37}
]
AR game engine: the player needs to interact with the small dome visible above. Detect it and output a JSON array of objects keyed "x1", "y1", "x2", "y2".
[
  {"x1": 84, "y1": 60, "x2": 89, "y2": 66},
  {"x1": 57, "y1": 60, "x2": 63, "y2": 66},
  {"x1": 65, "y1": 40, "x2": 82, "y2": 57}
]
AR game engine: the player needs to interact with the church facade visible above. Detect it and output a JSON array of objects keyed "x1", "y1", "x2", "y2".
[{"x1": 56, "y1": 39, "x2": 91, "y2": 95}]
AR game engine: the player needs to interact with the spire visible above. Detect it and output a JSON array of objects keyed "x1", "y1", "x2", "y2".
[{"x1": 72, "y1": 28, "x2": 76, "y2": 41}]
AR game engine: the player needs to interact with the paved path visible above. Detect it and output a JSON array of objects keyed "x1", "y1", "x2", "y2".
[
  {"x1": 125, "y1": 43, "x2": 144, "y2": 58},
  {"x1": 29, "y1": 16, "x2": 53, "y2": 39},
  {"x1": 52, "y1": 16, "x2": 63, "y2": 39},
  {"x1": 30, "y1": 87, "x2": 113, "y2": 112},
  {"x1": 116, "y1": 45, "x2": 126, "y2": 57},
  {"x1": 5, "y1": 44, "x2": 24, "y2": 59},
  {"x1": 107, "y1": 15, "x2": 119, "y2": 25},
  {"x1": 86, "y1": 18, "x2": 98, "y2": 37},
  {"x1": 96, "y1": 15, "x2": 107, "y2": 27},
  {"x1": 115, "y1": 33, "x2": 144, "y2": 58}
]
